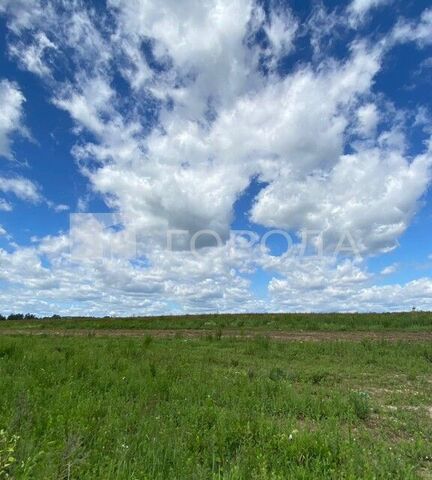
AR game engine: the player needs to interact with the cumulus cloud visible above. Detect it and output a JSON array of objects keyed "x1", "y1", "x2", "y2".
[
  {"x1": 0, "y1": 228, "x2": 264, "y2": 315},
  {"x1": 0, "y1": 0, "x2": 432, "y2": 313},
  {"x1": 0, "y1": 227, "x2": 428, "y2": 315},
  {"x1": 251, "y1": 143, "x2": 432, "y2": 255},
  {"x1": 67, "y1": 39, "x2": 391, "y2": 251},
  {"x1": 5, "y1": 1, "x2": 426, "y2": 257},
  {"x1": 268, "y1": 274, "x2": 432, "y2": 312}
]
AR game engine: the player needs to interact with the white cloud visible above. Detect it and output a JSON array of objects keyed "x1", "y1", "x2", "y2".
[
  {"x1": 348, "y1": 0, "x2": 392, "y2": 27},
  {"x1": 53, "y1": 204, "x2": 69, "y2": 213},
  {"x1": 54, "y1": 77, "x2": 116, "y2": 137},
  {"x1": 2, "y1": 0, "x2": 110, "y2": 81},
  {"x1": 0, "y1": 79, "x2": 27, "y2": 159},
  {"x1": 110, "y1": 0, "x2": 259, "y2": 108},
  {"x1": 252, "y1": 144, "x2": 432, "y2": 255},
  {"x1": 268, "y1": 274, "x2": 432, "y2": 312},
  {"x1": 414, "y1": 107, "x2": 432, "y2": 134},
  {"x1": 0, "y1": 175, "x2": 41, "y2": 203},
  {"x1": 0, "y1": 228, "x2": 264, "y2": 315},
  {"x1": 356, "y1": 103, "x2": 379, "y2": 136},
  {"x1": 306, "y1": 4, "x2": 341, "y2": 57},
  {"x1": 9, "y1": 32, "x2": 56, "y2": 77},
  {"x1": 0, "y1": 0, "x2": 432, "y2": 314},
  {"x1": 261, "y1": 5, "x2": 298, "y2": 62},
  {"x1": 380, "y1": 264, "x2": 398, "y2": 275},
  {"x1": 0, "y1": 228, "x2": 427, "y2": 315},
  {"x1": 68, "y1": 40, "x2": 388, "y2": 253},
  {"x1": 0, "y1": 0, "x2": 50, "y2": 34},
  {"x1": 0, "y1": 199, "x2": 12, "y2": 211},
  {"x1": 0, "y1": 78, "x2": 49, "y2": 210},
  {"x1": 392, "y1": 8, "x2": 432, "y2": 47}
]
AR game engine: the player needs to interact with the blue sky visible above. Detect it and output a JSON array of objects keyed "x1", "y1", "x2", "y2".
[{"x1": 0, "y1": 0, "x2": 431, "y2": 316}]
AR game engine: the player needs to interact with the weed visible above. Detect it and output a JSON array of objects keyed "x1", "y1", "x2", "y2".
[
  {"x1": 350, "y1": 391, "x2": 371, "y2": 420},
  {"x1": 269, "y1": 367, "x2": 286, "y2": 382},
  {"x1": 422, "y1": 349, "x2": 432, "y2": 363},
  {"x1": 309, "y1": 371, "x2": 331, "y2": 385},
  {"x1": 0, "y1": 336, "x2": 430, "y2": 479},
  {"x1": 0, "y1": 429, "x2": 18, "y2": 479}
]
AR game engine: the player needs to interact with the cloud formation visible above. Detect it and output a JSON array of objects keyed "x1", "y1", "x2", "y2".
[
  {"x1": 0, "y1": 175, "x2": 41, "y2": 203},
  {"x1": 347, "y1": 0, "x2": 392, "y2": 26},
  {"x1": 0, "y1": 0, "x2": 431, "y2": 314},
  {"x1": 0, "y1": 79, "x2": 27, "y2": 159}
]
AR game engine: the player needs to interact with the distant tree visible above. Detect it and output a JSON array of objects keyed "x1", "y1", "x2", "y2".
[
  {"x1": 7, "y1": 313, "x2": 24, "y2": 321},
  {"x1": 0, "y1": 314, "x2": 6, "y2": 321},
  {"x1": 24, "y1": 313, "x2": 37, "y2": 320},
  {"x1": 51, "y1": 314, "x2": 61, "y2": 319}
]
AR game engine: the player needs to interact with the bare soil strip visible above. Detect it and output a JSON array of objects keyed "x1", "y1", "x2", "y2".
[{"x1": 0, "y1": 328, "x2": 431, "y2": 342}]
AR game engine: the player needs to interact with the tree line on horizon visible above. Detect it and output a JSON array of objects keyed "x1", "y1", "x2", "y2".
[{"x1": 0, "y1": 314, "x2": 61, "y2": 321}]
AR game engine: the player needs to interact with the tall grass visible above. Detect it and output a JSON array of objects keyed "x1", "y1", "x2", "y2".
[
  {"x1": 1, "y1": 311, "x2": 432, "y2": 332},
  {"x1": 0, "y1": 336, "x2": 431, "y2": 478}
]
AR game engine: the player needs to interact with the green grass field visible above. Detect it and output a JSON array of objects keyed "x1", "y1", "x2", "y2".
[
  {"x1": 1, "y1": 311, "x2": 432, "y2": 332},
  {"x1": 0, "y1": 333, "x2": 431, "y2": 479}
]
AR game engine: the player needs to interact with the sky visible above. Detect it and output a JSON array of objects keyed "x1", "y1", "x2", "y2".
[{"x1": 0, "y1": 0, "x2": 431, "y2": 316}]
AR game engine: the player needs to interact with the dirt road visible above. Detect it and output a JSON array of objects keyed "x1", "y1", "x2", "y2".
[{"x1": 0, "y1": 328, "x2": 431, "y2": 342}]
